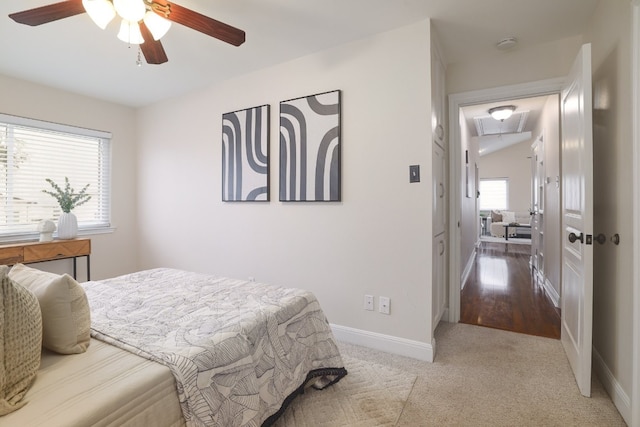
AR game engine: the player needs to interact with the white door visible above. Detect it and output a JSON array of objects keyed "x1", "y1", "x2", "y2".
[
  {"x1": 560, "y1": 43, "x2": 593, "y2": 397},
  {"x1": 433, "y1": 143, "x2": 446, "y2": 235},
  {"x1": 531, "y1": 140, "x2": 541, "y2": 272}
]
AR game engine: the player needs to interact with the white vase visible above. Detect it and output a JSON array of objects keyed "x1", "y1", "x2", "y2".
[{"x1": 57, "y1": 212, "x2": 78, "y2": 239}]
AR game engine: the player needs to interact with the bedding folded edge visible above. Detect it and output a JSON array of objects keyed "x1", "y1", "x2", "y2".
[{"x1": 261, "y1": 367, "x2": 348, "y2": 427}]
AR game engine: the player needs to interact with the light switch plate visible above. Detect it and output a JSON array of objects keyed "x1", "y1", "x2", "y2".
[{"x1": 409, "y1": 165, "x2": 420, "y2": 183}]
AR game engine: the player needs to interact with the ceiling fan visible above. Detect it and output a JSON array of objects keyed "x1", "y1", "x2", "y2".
[{"x1": 9, "y1": 0, "x2": 246, "y2": 65}]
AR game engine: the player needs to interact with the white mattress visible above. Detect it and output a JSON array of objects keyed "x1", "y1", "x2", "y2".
[{"x1": 0, "y1": 338, "x2": 185, "y2": 427}]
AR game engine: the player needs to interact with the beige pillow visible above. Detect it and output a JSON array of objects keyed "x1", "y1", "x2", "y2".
[
  {"x1": 502, "y1": 210, "x2": 516, "y2": 224},
  {"x1": 0, "y1": 265, "x2": 43, "y2": 415},
  {"x1": 490, "y1": 210, "x2": 502, "y2": 222},
  {"x1": 9, "y1": 264, "x2": 90, "y2": 355}
]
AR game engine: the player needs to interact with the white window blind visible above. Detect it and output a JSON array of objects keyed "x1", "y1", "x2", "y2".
[
  {"x1": 479, "y1": 178, "x2": 508, "y2": 210},
  {"x1": 0, "y1": 113, "x2": 111, "y2": 240}
]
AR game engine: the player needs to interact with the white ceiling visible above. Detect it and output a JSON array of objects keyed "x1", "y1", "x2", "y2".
[
  {"x1": 0, "y1": 0, "x2": 598, "y2": 107},
  {"x1": 463, "y1": 95, "x2": 556, "y2": 156}
]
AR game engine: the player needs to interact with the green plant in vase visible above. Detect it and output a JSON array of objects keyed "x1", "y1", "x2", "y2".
[{"x1": 43, "y1": 177, "x2": 91, "y2": 239}]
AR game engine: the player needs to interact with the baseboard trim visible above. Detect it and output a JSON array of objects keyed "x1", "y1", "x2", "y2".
[
  {"x1": 593, "y1": 347, "x2": 631, "y2": 424},
  {"x1": 542, "y1": 277, "x2": 560, "y2": 308},
  {"x1": 460, "y1": 248, "x2": 476, "y2": 291},
  {"x1": 330, "y1": 324, "x2": 435, "y2": 362}
]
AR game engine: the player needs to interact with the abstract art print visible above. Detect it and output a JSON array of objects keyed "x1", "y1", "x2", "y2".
[
  {"x1": 279, "y1": 90, "x2": 341, "y2": 201},
  {"x1": 222, "y1": 104, "x2": 270, "y2": 201}
]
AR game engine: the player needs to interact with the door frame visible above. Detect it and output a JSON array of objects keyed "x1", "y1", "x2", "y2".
[
  {"x1": 631, "y1": 1, "x2": 640, "y2": 424},
  {"x1": 447, "y1": 78, "x2": 564, "y2": 323}
]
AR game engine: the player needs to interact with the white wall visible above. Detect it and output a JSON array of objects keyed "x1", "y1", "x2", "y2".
[
  {"x1": 0, "y1": 74, "x2": 139, "y2": 281},
  {"x1": 136, "y1": 21, "x2": 435, "y2": 348},
  {"x1": 447, "y1": 35, "x2": 584, "y2": 94},
  {"x1": 459, "y1": 116, "x2": 477, "y2": 278},
  {"x1": 478, "y1": 140, "x2": 532, "y2": 213},
  {"x1": 535, "y1": 95, "x2": 561, "y2": 298},
  {"x1": 585, "y1": 0, "x2": 634, "y2": 420}
]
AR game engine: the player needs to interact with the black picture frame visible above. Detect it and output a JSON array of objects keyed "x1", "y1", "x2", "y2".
[
  {"x1": 279, "y1": 90, "x2": 341, "y2": 202},
  {"x1": 465, "y1": 150, "x2": 471, "y2": 198},
  {"x1": 222, "y1": 104, "x2": 270, "y2": 201}
]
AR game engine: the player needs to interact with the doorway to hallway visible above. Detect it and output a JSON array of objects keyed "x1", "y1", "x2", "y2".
[
  {"x1": 454, "y1": 89, "x2": 561, "y2": 341},
  {"x1": 448, "y1": 78, "x2": 565, "y2": 327}
]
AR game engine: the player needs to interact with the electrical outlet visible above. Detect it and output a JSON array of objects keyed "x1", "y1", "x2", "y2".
[
  {"x1": 364, "y1": 295, "x2": 374, "y2": 311},
  {"x1": 379, "y1": 297, "x2": 390, "y2": 314},
  {"x1": 249, "y1": 277, "x2": 255, "y2": 282}
]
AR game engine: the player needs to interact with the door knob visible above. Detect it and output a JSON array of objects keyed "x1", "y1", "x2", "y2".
[
  {"x1": 568, "y1": 232, "x2": 584, "y2": 244},
  {"x1": 595, "y1": 234, "x2": 606, "y2": 244},
  {"x1": 611, "y1": 233, "x2": 620, "y2": 245}
]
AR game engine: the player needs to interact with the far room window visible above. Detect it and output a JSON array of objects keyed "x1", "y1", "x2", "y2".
[
  {"x1": 479, "y1": 178, "x2": 508, "y2": 211},
  {"x1": 0, "y1": 113, "x2": 111, "y2": 242}
]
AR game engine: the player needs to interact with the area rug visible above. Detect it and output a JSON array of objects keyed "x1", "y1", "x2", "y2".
[{"x1": 274, "y1": 355, "x2": 417, "y2": 427}]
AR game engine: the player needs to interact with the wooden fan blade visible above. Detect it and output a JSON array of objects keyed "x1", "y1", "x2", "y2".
[
  {"x1": 153, "y1": 1, "x2": 245, "y2": 46},
  {"x1": 9, "y1": 0, "x2": 86, "y2": 26},
  {"x1": 140, "y1": 22, "x2": 169, "y2": 64}
]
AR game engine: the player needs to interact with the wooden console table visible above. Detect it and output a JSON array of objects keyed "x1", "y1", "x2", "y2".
[{"x1": 0, "y1": 238, "x2": 91, "y2": 281}]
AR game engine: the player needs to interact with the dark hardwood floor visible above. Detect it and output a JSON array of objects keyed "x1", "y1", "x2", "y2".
[{"x1": 460, "y1": 241, "x2": 561, "y2": 339}]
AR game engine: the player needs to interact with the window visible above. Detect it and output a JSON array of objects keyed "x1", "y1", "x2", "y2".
[
  {"x1": 479, "y1": 178, "x2": 508, "y2": 211},
  {"x1": 0, "y1": 114, "x2": 111, "y2": 241}
]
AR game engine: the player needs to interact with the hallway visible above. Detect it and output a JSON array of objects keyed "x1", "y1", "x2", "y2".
[{"x1": 460, "y1": 241, "x2": 561, "y2": 339}]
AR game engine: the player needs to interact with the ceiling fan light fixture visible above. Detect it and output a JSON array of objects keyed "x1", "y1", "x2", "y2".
[
  {"x1": 117, "y1": 19, "x2": 145, "y2": 44},
  {"x1": 144, "y1": 11, "x2": 171, "y2": 40},
  {"x1": 113, "y1": 0, "x2": 146, "y2": 23},
  {"x1": 82, "y1": 0, "x2": 116, "y2": 29},
  {"x1": 10, "y1": 0, "x2": 246, "y2": 65},
  {"x1": 489, "y1": 105, "x2": 516, "y2": 121}
]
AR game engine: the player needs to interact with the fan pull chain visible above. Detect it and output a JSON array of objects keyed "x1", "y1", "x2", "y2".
[{"x1": 137, "y1": 47, "x2": 143, "y2": 67}]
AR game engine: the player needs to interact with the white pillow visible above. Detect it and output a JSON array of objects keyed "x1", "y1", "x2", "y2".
[
  {"x1": 0, "y1": 265, "x2": 42, "y2": 415},
  {"x1": 9, "y1": 264, "x2": 90, "y2": 355},
  {"x1": 501, "y1": 210, "x2": 516, "y2": 224}
]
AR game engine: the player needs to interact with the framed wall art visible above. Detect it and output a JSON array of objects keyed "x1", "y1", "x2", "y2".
[
  {"x1": 222, "y1": 104, "x2": 270, "y2": 201},
  {"x1": 279, "y1": 90, "x2": 341, "y2": 202}
]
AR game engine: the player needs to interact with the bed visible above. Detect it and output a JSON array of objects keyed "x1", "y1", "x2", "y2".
[
  {"x1": 1, "y1": 266, "x2": 347, "y2": 426},
  {"x1": 2, "y1": 338, "x2": 185, "y2": 427}
]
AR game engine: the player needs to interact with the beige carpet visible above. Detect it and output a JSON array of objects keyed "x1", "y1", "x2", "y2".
[
  {"x1": 277, "y1": 322, "x2": 626, "y2": 426},
  {"x1": 274, "y1": 356, "x2": 417, "y2": 426}
]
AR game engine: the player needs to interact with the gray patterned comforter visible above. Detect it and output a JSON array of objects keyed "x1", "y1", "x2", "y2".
[{"x1": 82, "y1": 268, "x2": 346, "y2": 427}]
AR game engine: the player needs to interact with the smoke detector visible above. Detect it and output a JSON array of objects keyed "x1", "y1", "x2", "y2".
[{"x1": 496, "y1": 37, "x2": 518, "y2": 51}]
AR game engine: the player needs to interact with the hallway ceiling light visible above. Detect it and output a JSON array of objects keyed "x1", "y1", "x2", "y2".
[{"x1": 489, "y1": 105, "x2": 516, "y2": 121}]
